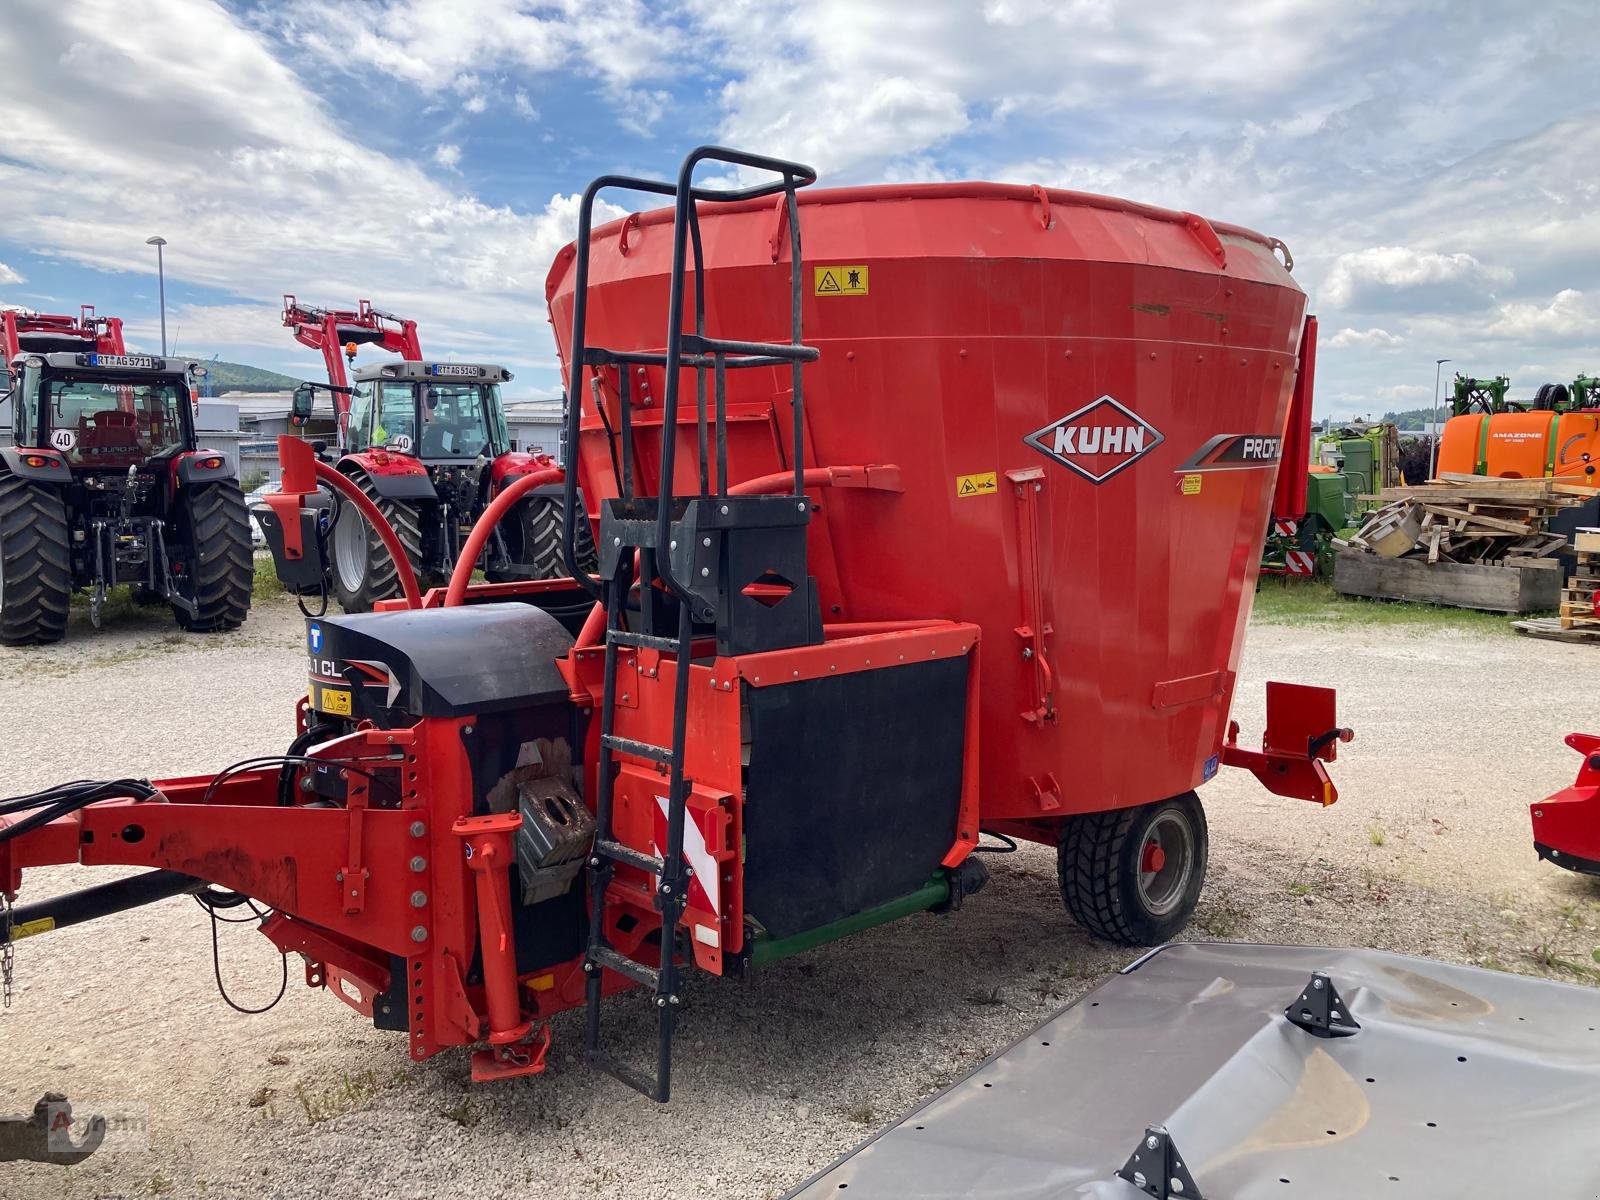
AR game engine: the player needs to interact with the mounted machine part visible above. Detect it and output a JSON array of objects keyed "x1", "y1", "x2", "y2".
[
  {"x1": 0, "y1": 342, "x2": 250, "y2": 643},
  {"x1": 785, "y1": 942, "x2": 1600, "y2": 1198},
  {"x1": 1, "y1": 146, "x2": 1347, "y2": 1104},
  {"x1": 1437, "y1": 370, "x2": 1600, "y2": 487},
  {"x1": 1531, "y1": 732, "x2": 1600, "y2": 875}
]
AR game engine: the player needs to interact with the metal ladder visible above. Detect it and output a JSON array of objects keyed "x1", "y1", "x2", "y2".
[{"x1": 564, "y1": 146, "x2": 820, "y2": 1101}]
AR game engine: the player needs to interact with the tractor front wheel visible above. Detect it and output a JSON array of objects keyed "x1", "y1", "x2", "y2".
[
  {"x1": 173, "y1": 481, "x2": 253, "y2": 632},
  {"x1": 1057, "y1": 791, "x2": 1208, "y2": 946},
  {"x1": 331, "y1": 470, "x2": 423, "y2": 613},
  {"x1": 0, "y1": 466, "x2": 71, "y2": 646}
]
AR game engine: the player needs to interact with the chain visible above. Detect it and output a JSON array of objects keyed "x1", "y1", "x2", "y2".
[{"x1": 1, "y1": 890, "x2": 14, "y2": 1009}]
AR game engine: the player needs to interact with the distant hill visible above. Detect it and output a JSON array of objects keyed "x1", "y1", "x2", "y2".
[{"x1": 206, "y1": 361, "x2": 302, "y2": 393}]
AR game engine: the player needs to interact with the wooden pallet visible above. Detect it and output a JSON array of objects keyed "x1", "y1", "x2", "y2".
[
  {"x1": 1561, "y1": 549, "x2": 1600, "y2": 628},
  {"x1": 1515, "y1": 616, "x2": 1600, "y2": 645}
]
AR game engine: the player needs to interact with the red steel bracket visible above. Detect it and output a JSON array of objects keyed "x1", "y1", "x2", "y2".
[
  {"x1": 1006, "y1": 467, "x2": 1056, "y2": 725},
  {"x1": 1221, "y1": 681, "x2": 1352, "y2": 806}
]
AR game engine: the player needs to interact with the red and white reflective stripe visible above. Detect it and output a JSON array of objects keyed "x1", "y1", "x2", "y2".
[
  {"x1": 1272, "y1": 518, "x2": 1299, "y2": 538},
  {"x1": 1286, "y1": 550, "x2": 1316, "y2": 576},
  {"x1": 652, "y1": 795, "x2": 720, "y2": 916}
]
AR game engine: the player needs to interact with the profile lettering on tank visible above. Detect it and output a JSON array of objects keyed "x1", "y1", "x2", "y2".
[{"x1": 1023, "y1": 395, "x2": 1165, "y2": 484}]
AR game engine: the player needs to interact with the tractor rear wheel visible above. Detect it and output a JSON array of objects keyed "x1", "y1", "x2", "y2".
[
  {"x1": 0, "y1": 466, "x2": 71, "y2": 646},
  {"x1": 173, "y1": 481, "x2": 253, "y2": 632},
  {"x1": 486, "y1": 490, "x2": 597, "y2": 582},
  {"x1": 1057, "y1": 791, "x2": 1208, "y2": 946},
  {"x1": 331, "y1": 470, "x2": 423, "y2": 613}
]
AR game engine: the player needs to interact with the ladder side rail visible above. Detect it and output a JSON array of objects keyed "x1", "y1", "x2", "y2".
[{"x1": 563, "y1": 173, "x2": 678, "y2": 594}]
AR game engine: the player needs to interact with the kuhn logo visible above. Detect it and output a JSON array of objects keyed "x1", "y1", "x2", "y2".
[{"x1": 1023, "y1": 395, "x2": 1164, "y2": 483}]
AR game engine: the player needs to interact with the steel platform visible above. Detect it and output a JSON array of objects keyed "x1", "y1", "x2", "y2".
[{"x1": 786, "y1": 942, "x2": 1600, "y2": 1198}]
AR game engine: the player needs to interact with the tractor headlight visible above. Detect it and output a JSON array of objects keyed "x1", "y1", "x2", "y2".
[{"x1": 25, "y1": 355, "x2": 44, "y2": 368}]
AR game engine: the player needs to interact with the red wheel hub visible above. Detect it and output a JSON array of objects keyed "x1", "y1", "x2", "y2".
[{"x1": 1141, "y1": 840, "x2": 1167, "y2": 873}]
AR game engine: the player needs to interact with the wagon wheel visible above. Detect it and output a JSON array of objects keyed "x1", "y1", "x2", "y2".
[{"x1": 1056, "y1": 792, "x2": 1209, "y2": 946}]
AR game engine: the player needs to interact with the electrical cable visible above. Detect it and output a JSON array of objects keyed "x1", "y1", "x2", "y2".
[
  {"x1": 200, "y1": 755, "x2": 402, "y2": 808},
  {"x1": 296, "y1": 484, "x2": 338, "y2": 619},
  {"x1": 194, "y1": 889, "x2": 286, "y2": 1015},
  {"x1": 0, "y1": 779, "x2": 159, "y2": 843},
  {"x1": 975, "y1": 832, "x2": 1019, "y2": 854}
]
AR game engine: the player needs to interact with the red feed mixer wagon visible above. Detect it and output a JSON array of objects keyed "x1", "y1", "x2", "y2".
[{"x1": 0, "y1": 147, "x2": 1348, "y2": 1117}]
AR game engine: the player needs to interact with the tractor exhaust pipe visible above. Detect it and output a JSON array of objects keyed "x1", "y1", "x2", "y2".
[{"x1": 5, "y1": 870, "x2": 204, "y2": 940}]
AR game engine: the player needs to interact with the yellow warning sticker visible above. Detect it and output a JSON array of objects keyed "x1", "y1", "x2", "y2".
[
  {"x1": 1180, "y1": 473, "x2": 1203, "y2": 496},
  {"x1": 318, "y1": 685, "x2": 353, "y2": 716},
  {"x1": 956, "y1": 471, "x2": 999, "y2": 498},
  {"x1": 815, "y1": 265, "x2": 869, "y2": 296},
  {"x1": 12, "y1": 917, "x2": 55, "y2": 940}
]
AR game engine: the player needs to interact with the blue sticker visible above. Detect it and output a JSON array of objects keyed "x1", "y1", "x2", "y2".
[
  {"x1": 308, "y1": 622, "x2": 323, "y2": 653},
  {"x1": 1202, "y1": 753, "x2": 1220, "y2": 782}
]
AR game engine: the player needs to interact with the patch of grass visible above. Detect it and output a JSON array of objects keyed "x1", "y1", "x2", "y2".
[
  {"x1": 963, "y1": 987, "x2": 1004, "y2": 1006},
  {"x1": 1196, "y1": 888, "x2": 1251, "y2": 939},
  {"x1": 291, "y1": 1068, "x2": 384, "y2": 1123},
  {"x1": 440, "y1": 1095, "x2": 480, "y2": 1128},
  {"x1": 253, "y1": 556, "x2": 287, "y2": 602},
  {"x1": 1250, "y1": 578, "x2": 1519, "y2": 635},
  {"x1": 846, "y1": 1103, "x2": 876, "y2": 1125},
  {"x1": 1368, "y1": 824, "x2": 1388, "y2": 847},
  {"x1": 1286, "y1": 880, "x2": 1313, "y2": 897}
]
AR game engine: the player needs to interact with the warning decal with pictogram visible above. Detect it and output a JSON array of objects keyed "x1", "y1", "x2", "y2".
[{"x1": 814, "y1": 265, "x2": 869, "y2": 296}]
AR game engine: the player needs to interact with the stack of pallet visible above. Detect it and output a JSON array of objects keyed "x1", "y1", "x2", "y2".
[
  {"x1": 1562, "y1": 529, "x2": 1600, "y2": 630},
  {"x1": 1333, "y1": 475, "x2": 1591, "y2": 613},
  {"x1": 1514, "y1": 529, "x2": 1600, "y2": 643}
]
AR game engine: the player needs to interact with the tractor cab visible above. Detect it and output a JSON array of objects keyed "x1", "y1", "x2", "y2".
[
  {"x1": 345, "y1": 360, "x2": 511, "y2": 463},
  {"x1": 7, "y1": 351, "x2": 204, "y2": 474}
]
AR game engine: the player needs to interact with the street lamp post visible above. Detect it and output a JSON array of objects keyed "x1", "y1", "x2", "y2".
[
  {"x1": 145, "y1": 236, "x2": 168, "y2": 356},
  {"x1": 1429, "y1": 357, "x2": 1451, "y2": 479}
]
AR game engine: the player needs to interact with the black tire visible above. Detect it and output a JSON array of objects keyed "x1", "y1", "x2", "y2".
[
  {"x1": 486, "y1": 491, "x2": 598, "y2": 583},
  {"x1": 330, "y1": 470, "x2": 423, "y2": 613},
  {"x1": 1057, "y1": 792, "x2": 1208, "y2": 946},
  {"x1": 173, "y1": 481, "x2": 253, "y2": 632},
  {"x1": 0, "y1": 466, "x2": 71, "y2": 646}
]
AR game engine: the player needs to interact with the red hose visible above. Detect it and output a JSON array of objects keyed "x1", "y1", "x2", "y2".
[
  {"x1": 729, "y1": 467, "x2": 837, "y2": 496},
  {"x1": 443, "y1": 468, "x2": 563, "y2": 607}
]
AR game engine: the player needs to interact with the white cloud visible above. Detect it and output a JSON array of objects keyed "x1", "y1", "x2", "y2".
[
  {"x1": 267, "y1": 0, "x2": 681, "y2": 127},
  {"x1": 463, "y1": 94, "x2": 487, "y2": 115},
  {"x1": 1320, "y1": 247, "x2": 1513, "y2": 312},
  {"x1": 1482, "y1": 289, "x2": 1597, "y2": 344},
  {"x1": 0, "y1": 262, "x2": 24, "y2": 285},
  {"x1": 433, "y1": 143, "x2": 462, "y2": 169},
  {"x1": 0, "y1": 0, "x2": 623, "y2": 375},
  {"x1": 1327, "y1": 327, "x2": 1403, "y2": 350},
  {"x1": 513, "y1": 89, "x2": 537, "y2": 119}
]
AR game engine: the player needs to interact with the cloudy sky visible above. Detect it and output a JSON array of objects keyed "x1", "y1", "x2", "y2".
[{"x1": 0, "y1": 0, "x2": 1592, "y2": 417}]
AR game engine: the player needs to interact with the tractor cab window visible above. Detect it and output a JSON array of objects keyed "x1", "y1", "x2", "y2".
[
  {"x1": 346, "y1": 383, "x2": 374, "y2": 453},
  {"x1": 372, "y1": 381, "x2": 419, "y2": 454},
  {"x1": 417, "y1": 382, "x2": 500, "y2": 459},
  {"x1": 41, "y1": 374, "x2": 188, "y2": 468}
]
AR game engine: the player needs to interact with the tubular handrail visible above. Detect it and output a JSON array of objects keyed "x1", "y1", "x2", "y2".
[{"x1": 562, "y1": 147, "x2": 818, "y2": 618}]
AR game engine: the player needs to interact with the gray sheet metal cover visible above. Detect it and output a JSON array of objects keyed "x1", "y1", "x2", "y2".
[{"x1": 786, "y1": 942, "x2": 1600, "y2": 1198}]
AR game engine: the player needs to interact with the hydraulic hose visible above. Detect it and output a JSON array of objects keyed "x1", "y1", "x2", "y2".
[{"x1": 443, "y1": 467, "x2": 563, "y2": 607}]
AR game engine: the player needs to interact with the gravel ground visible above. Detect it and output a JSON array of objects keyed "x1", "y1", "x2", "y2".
[{"x1": 2, "y1": 594, "x2": 1597, "y2": 1199}]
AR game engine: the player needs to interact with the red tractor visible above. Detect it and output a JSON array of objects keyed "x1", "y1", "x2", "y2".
[
  {"x1": 0, "y1": 307, "x2": 251, "y2": 643},
  {"x1": 281, "y1": 296, "x2": 592, "y2": 611}
]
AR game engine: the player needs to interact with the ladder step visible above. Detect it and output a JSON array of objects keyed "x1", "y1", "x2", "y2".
[
  {"x1": 588, "y1": 946, "x2": 661, "y2": 990},
  {"x1": 588, "y1": 1050, "x2": 666, "y2": 1102},
  {"x1": 608, "y1": 629, "x2": 681, "y2": 652},
  {"x1": 601, "y1": 733, "x2": 674, "y2": 764},
  {"x1": 595, "y1": 838, "x2": 666, "y2": 876}
]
